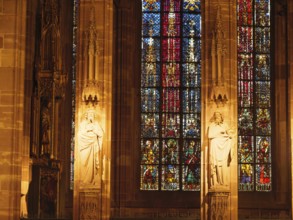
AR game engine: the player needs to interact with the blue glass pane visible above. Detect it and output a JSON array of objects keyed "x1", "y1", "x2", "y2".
[
  {"x1": 182, "y1": 38, "x2": 201, "y2": 62},
  {"x1": 182, "y1": 14, "x2": 201, "y2": 37},
  {"x1": 142, "y1": 13, "x2": 161, "y2": 37},
  {"x1": 141, "y1": 88, "x2": 160, "y2": 112},
  {"x1": 142, "y1": 0, "x2": 161, "y2": 12},
  {"x1": 142, "y1": 38, "x2": 160, "y2": 62},
  {"x1": 182, "y1": 89, "x2": 200, "y2": 113}
]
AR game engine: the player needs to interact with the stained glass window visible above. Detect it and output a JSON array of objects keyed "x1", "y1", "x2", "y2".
[
  {"x1": 237, "y1": 0, "x2": 271, "y2": 191},
  {"x1": 140, "y1": 0, "x2": 201, "y2": 191}
]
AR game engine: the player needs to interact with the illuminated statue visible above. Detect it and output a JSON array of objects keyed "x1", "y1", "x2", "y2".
[
  {"x1": 208, "y1": 112, "x2": 233, "y2": 188},
  {"x1": 78, "y1": 110, "x2": 104, "y2": 185}
]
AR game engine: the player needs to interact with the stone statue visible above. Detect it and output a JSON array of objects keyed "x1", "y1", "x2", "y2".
[
  {"x1": 78, "y1": 109, "x2": 104, "y2": 185},
  {"x1": 208, "y1": 112, "x2": 233, "y2": 188},
  {"x1": 41, "y1": 99, "x2": 52, "y2": 156}
]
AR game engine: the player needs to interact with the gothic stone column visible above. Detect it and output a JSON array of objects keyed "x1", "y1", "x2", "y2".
[
  {"x1": 74, "y1": 0, "x2": 113, "y2": 219},
  {"x1": 201, "y1": 0, "x2": 238, "y2": 219}
]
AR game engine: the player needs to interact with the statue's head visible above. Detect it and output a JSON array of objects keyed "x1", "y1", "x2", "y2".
[
  {"x1": 211, "y1": 112, "x2": 223, "y2": 124},
  {"x1": 85, "y1": 109, "x2": 96, "y2": 121}
]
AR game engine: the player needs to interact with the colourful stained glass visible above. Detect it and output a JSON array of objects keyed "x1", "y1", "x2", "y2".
[
  {"x1": 141, "y1": 88, "x2": 160, "y2": 112},
  {"x1": 182, "y1": 140, "x2": 200, "y2": 190},
  {"x1": 141, "y1": 165, "x2": 159, "y2": 190},
  {"x1": 141, "y1": 113, "x2": 159, "y2": 138},
  {"x1": 141, "y1": 139, "x2": 160, "y2": 164},
  {"x1": 256, "y1": 164, "x2": 271, "y2": 191},
  {"x1": 162, "y1": 139, "x2": 179, "y2": 164},
  {"x1": 237, "y1": 0, "x2": 271, "y2": 192},
  {"x1": 182, "y1": 89, "x2": 200, "y2": 113},
  {"x1": 141, "y1": 0, "x2": 201, "y2": 191},
  {"x1": 256, "y1": 136, "x2": 271, "y2": 163},
  {"x1": 183, "y1": 114, "x2": 200, "y2": 138},
  {"x1": 239, "y1": 164, "x2": 254, "y2": 191},
  {"x1": 162, "y1": 165, "x2": 180, "y2": 190}
]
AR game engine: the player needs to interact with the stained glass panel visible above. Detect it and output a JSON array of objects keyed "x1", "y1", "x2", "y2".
[
  {"x1": 256, "y1": 136, "x2": 271, "y2": 163},
  {"x1": 256, "y1": 164, "x2": 271, "y2": 191},
  {"x1": 182, "y1": 89, "x2": 200, "y2": 113},
  {"x1": 141, "y1": 0, "x2": 201, "y2": 191},
  {"x1": 238, "y1": 136, "x2": 254, "y2": 163},
  {"x1": 182, "y1": 14, "x2": 201, "y2": 37},
  {"x1": 182, "y1": 140, "x2": 200, "y2": 190},
  {"x1": 141, "y1": 88, "x2": 160, "y2": 112},
  {"x1": 237, "y1": 0, "x2": 271, "y2": 192},
  {"x1": 237, "y1": 0, "x2": 253, "y2": 26},
  {"x1": 238, "y1": 81, "x2": 253, "y2": 107},
  {"x1": 142, "y1": 13, "x2": 161, "y2": 37},
  {"x1": 182, "y1": 63, "x2": 201, "y2": 87},
  {"x1": 141, "y1": 165, "x2": 159, "y2": 190},
  {"x1": 141, "y1": 63, "x2": 160, "y2": 87},
  {"x1": 141, "y1": 113, "x2": 159, "y2": 138},
  {"x1": 182, "y1": 0, "x2": 201, "y2": 12},
  {"x1": 162, "y1": 139, "x2": 179, "y2": 164},
  {"x1": 183, "y1": 114, "x2": 200, "y2": 138},
  {"x1": 142, "y1": 0, "x2": 161, "y2": 12},
  {"x1": 237, "y1": 27, "x2": 253, "y2": 53},
  {"x1": 162, "y1": 165, "x2": 180, "y2": 190},
  {"x1": 239, "y1": 164, "x2": 254, "y2": 191},
  {"x1": 182, "y1": 39, "x2": 201, "y2": 62}
]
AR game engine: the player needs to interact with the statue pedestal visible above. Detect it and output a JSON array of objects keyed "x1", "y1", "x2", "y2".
[
  {"x1": 79, "y1": 188, "x2": 101, "y2": 220},
  {"x1": 208, "y1": 190, "x2": 230, "y2": 220}
]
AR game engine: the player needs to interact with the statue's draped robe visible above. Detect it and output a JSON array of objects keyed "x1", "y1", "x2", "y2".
[
  {"x1": 78, "y1": 120, "x2": 103, "y2": 185},
  {"x1": 208, "y1": 122, "x2": 232, "y2": 185}
]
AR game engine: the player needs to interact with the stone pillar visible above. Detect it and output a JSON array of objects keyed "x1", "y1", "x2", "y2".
[
  {"x1": 201, "y1": 0, "x2": 238, "y2": 219},
  {"x1": 0, "y1": 0, "x2": 27, "y2": 219},
  {"x1": 288, "y1": 0, "x2": 293, "y2": 215},
  {"x1": 74, "y1": 0, "x2": 113, "y2": 219}
]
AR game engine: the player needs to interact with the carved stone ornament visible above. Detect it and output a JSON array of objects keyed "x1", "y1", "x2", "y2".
[
  {"x1": 209, "y1": 192, "x2": 229, "y2": 220},
  {"x1": 79, "y1": 190, "x2": 101, "y2": 220},
  {"x1": 210, "y1": 5, "x2": 228, "y2": 107},
  {"x1": 82, "y1": 80, "x2": 100, "y2": 105},
  {"x1": 54, "y1": 71, "x2": 68, "y2": 99},
  {"x1": 82, "y1": 7, "x2": 101, "y2": 105}
]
